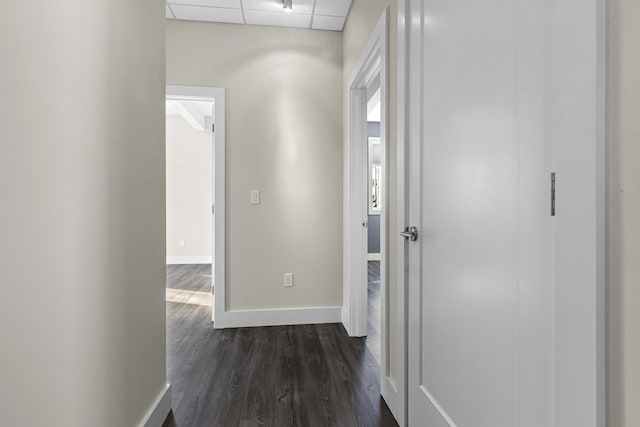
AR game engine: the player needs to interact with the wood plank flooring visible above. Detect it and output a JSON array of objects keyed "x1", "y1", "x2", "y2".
[
  {"x1": 167, "y1": 264, "x2": 212, "y2": 293},
  {"x1": 164, "y1": 265, "x2": 398, "y2": 427}
]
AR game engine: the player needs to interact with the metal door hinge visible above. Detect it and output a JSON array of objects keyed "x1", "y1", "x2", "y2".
[
  {"x1": 212, "y1": 123, "x2": 215, "y2": 133},
  {"x1": 550, "y1": 172, "x2": 556, "y2": 217},
  {"x1": 212, "y1": 204, "x2": 215, "y2": 214}
]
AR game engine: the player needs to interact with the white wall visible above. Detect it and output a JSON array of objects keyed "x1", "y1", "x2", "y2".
[
  {"x1": 608, "y1": 0, "x2": 640, "y2": 425},
  {"x1": 166, "y1": 115, "x2": 212, "y2": 262},
  {"x1": 166, "y1": 22, "x2": 344, "y2": 311},
  {"x1": 0, "y1": 1, "x2": 167, "y2": 426}
]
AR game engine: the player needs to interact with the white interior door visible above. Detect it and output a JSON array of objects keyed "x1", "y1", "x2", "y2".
[{"x1": 404, "y1": 0, "x2": 605, "y2": 426}]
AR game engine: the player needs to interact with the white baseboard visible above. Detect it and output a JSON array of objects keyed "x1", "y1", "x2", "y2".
[
  {"x1": 381, "y1": 376, "x2": 400, "y2": 424},
  {"x1": 223, "y1": 306, "x2": 342, "y2": 328},
  {"x1": 367, "y1": 253, "x2": 381, "y2": 261},
  {"x1": 166, "y1": 256, "x2": 212, "y2": 265},
  {"x1": 137, "y1": 383, "x2": 172, "y2": 427}
]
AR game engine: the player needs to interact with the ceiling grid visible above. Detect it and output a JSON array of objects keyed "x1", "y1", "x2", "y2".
[
  {"x1": 166, "y1": 0, "x2": 352, "y2": 31},
  {"x1": 239, "y1": 0, "x2": 247, "y2": 23},
  {"x1": 309, "y1": 0, "x2": 318, "y2": 30}
]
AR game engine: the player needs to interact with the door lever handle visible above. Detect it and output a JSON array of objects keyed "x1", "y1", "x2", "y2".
[{"x1": 400, "y1": 226, "x2": 418, "y2": 241}]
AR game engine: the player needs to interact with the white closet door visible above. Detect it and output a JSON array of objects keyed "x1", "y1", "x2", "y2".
[{"x1": 404, "y1": 0, "x2": 604, "y2": 426}]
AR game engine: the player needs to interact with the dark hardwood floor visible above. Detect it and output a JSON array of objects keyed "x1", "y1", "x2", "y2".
[
  {"x1": 366, "y1": 261, "x2": 381, "y2": 365},
  {"x1": 164, "y1": 264, "x2": 398, "y2": 427}
]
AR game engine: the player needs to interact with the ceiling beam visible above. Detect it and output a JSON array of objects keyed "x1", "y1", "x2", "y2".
[{"x1": 175, "y1": 100, "x2": 206, "y2": 131}]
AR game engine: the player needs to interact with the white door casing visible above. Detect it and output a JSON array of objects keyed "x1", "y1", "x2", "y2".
[
  {"x1": 166, "y1": 85, "x2": 226, "y2": 328},
  {"x1": 345, "y1": 9, "x2": 389, "y2": 338},
  {"x1": 344, "y1": 8, "x2": 399, "y2": 419},
  {"x1": 401, "y1": 0, "x2": 605, "y2": 426}
]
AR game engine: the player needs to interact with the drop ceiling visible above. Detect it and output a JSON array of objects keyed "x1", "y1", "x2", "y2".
[{"x1": 166, "y1": 0, "x2": 353, "y2": 31}]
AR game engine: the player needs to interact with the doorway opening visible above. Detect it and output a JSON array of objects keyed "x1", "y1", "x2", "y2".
[
  {"x1": 366, "y1": 85, "x2": 382, "y2": 364},
  {"x1": 165, "y1": 85, "x2": 226, "y2": 327},
  {"x1": 344, "y1": 7, "x2": 395, "y2": 415}
]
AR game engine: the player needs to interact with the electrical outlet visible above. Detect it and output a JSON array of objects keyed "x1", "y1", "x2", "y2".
[
  {"x1": 284, "y1": 273, "x2": 294, "y2": 287},
  {"x1": 179, "y1": 239, "x2": 185, "y2": 247}
]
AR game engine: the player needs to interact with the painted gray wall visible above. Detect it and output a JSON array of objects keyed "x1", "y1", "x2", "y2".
[
  {"x1": 0, "y1": 1, "x2": 167, "y2": 425},
  {"x1": 167, "y1": 22, "x2": 343, "y2": 311},
  {"x1": 368, "y1": 121, "x2": 381, "y2": 254},
  {"x1": 166, "y1": 115, "x2": 212, "y2": 260},
  {"x1": 368, "y1": 121, "x2": 381, "y2": 137},
  {"x1": 368, "y1": 214, "x2": 381, "y2": 254},
  {"x1": 608, "y1": 0, "x2": 640, "y2": 424}
]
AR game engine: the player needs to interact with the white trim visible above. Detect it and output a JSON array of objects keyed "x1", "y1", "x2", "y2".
[
  {"x1": 213, "y1": 88, "x2": 226, "y2": 329},
  {"x1": 166, "y1": 256, "x2": 212, "y2": 265},
  {"x1": 595, "y1": 0, "x2": 607, "y2": 424},
  {"x1": 396, "y1": 0, "x2": 408, "y2": 425},
  {"x1": 341, "y1": 307, "x2": 350, "y2": 333},
  {"x1": 367, "y1": 253, "x2": 381, "y2": 261},
  {"x1": 345, "y1": 8, "x2": 395, "y2": 426},
  {"x1": 223, "y1": 307, "x2": 342, "y2": 329},
  {"x1": 166, "y1": 85, "x2": 226, "y2": 329},
  {"x1": 346, "y1": 83, "x2": 368, "y2": 338},
  {"x1": 381, "y1": 376, "x2": 400, "y2": 422},
  {"x1": 345, "y1": 8, "x2": 388, "y2": 337},
  {"x1": 136, "y1": 383, "x2": 172, "y2": 427}
]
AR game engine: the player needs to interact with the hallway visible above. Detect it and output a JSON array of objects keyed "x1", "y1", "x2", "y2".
[{"x1": 164, "y1": 265, "x2": 398, "y2": 427}]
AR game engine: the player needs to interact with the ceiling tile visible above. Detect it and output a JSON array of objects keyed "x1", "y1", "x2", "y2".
[
  {"x1": 169, "y1": 0, "x2": 241, "y2": 7},
  {"x1": 314, "y1": 0, "x2": 351, "y2": 17},
  {"x1": 171, "y1": 5, "x2": 245, "y2": 23},
  {"x1": 166, "y1": 4, "x2": 175, "y2": 19},
  {"x1": 243, "y1": 0, "x2": 314, "y2": 15},
  {"x1": 244, "y1": 10, "x2": 311, "y2": 28},
  {"x1": 312, "y1": 15, "x2": 345, "y2": 31},
  {"x1": 166, "y1": 0, "x2": 353, "y2": 31}
]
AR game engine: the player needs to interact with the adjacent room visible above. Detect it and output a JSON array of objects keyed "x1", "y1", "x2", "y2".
[
  {"x1": 165, "y1": 98, "x2": 215, "y2": 313},
  {"x1": 367, "y1": 85, "x2": 382, "y2": 365}
]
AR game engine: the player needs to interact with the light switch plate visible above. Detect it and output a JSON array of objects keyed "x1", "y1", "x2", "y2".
[
  {"x1": 250, "y1": 190, "x2": 260, "y2": 204},
  {"x1": 284, "y1": 273, "x2": 294, "y2": 287}
]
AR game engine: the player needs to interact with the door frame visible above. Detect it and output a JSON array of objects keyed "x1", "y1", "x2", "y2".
[
  {"x1": 166, "y1": 85, "x2": 226, "y2": 328},
  {"x1": 344, "y1": 7, "x2": 394, "y2": 409},
  {"x1": 396, "y1": 0, "x2": 607, "y2": 426},
  {"x1": 396, "y1": 1, "x2": 409, "y2": 424}
]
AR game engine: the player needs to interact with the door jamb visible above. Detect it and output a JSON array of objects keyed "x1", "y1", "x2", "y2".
[
  {"x1": 344, "y1": 7, "x2": 396, "y2": 418},
  {"x1": 166, "y1": 85, "x2": 226, "y2": 329},
  {"x1": 396, "y1": 1, "x2": 409, "y2": 425}
]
